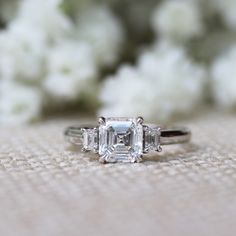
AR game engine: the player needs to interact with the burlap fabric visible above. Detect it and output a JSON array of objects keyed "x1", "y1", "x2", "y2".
[{"x1": 0, "y1": 113, "x2": 236, "y2": 236}]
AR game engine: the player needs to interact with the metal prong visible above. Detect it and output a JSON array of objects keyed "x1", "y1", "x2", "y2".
[
  {"x1": 135, "y1": 155, "x2": 143, "y2": 163},
  {"x1": 98, "y1": 117, "x2": 106, "y2": 125},
  {"x1": 137, "y1": 116, "x2": 144, "y2": 124},
  {"x1": 156, "y1": 145, "x2": 162, "y2": 152},
  {"x1": 143, "y1": 149, "x2": 149, "y2": 154},
  {"x1": 99, "y1": 156, "x2": 106, "y2": 164},
  {"x1": 81, "y1": 147, "x2": 89, "y2": 152}
]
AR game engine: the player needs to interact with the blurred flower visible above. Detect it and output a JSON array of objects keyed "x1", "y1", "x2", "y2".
[
  {"x1": 151, "y1": 0, "x2": 204, "y2": 42},
  {"x1": 189, "y1": 30, "x2": 236, "y2": 62},
  {"x1": 99, "y1": 65, "x2": 155, "y2": 117},
  {"x1": 76, "y1": 4, "x2": 124, "y2": 67},
  {"x1": 16, "y1": 0, "x2": 72, "y2": 41},
  {"x1": 0, "y1": 82, "x2": 42, "y2": 125},
  {"x1": 0, "y1": 0, "x2": 127, "y2": 124},
  {"x1": 211, "y1": 45, "x2": 236, "y2": 109},
  {"x1": 43, "y1": 40, "x2": 97, "y2": 101},
  {"x1": 0, "y1": 23, "x2": 46, "y2": 81},
  {"x1": 0, "y1": 0, "x2": 19, "y2": 23},
  {"x1": 213, "y1": 0, "x2": 236, "y2": 30},
  {"x1": 107, "y1": 0, "x2": 158, "y2": 39},
  {"x1": 99, "y1": 43, "x2": 206, "y2": 121}
]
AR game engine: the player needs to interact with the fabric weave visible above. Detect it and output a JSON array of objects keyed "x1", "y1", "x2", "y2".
[{"x1": 0, "y1": 113, "x2": 236, "y2": 236}]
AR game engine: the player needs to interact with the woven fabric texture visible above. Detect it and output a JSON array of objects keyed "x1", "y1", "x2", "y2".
[{"x1": 0, "y1": 113, "x2": 236, "y2": 236}]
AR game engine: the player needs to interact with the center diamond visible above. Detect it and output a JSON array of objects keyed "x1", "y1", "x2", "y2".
[{"x1": 98, "y1": 117, "x2": 143, "y2": 163}]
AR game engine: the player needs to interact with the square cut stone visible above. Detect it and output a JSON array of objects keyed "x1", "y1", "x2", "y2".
[{"x1": 99, "y1": 118, "x2": 143, "y2": 163}]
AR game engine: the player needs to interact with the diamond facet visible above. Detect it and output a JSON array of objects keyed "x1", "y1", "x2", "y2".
[
  {"x1": 144, "y1": 126, "x2": 161, "y2": 152},
  {"x1": 82, "y1": 128, "x2": 98, "y2": 151},
  {"x1": 98, "y1": 118, "x2": 143, "y2": 163}
]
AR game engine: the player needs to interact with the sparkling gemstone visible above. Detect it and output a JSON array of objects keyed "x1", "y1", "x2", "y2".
[
  {"x1": 82, "y1": 128, "x2": 98, "y2": 151},
  {"x1": 144, "y1": 126, "x2": 161, "y2": 152},
  {"x1": 99, "y1": 118, "x2": 143, "y2": 163}
]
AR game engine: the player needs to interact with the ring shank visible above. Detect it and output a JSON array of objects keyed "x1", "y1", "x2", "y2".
[
  {"x1": 64, "y1": 126, "x2": 85, "y2": 145},
  {"x1": 160, "y1": 127, "x2": 191, "y2": 145},
  {"x1": 64, "y1": 125, "x2": 191, "y2": 146}
]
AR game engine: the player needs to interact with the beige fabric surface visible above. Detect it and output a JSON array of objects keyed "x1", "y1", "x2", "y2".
[{"x1": 0, "y1": 113, "x2": 236, "y2": 236}]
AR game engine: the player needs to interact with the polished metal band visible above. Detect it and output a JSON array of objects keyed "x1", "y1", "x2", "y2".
[
  {"x1": 160, "y1": 127, "x2": 191, "y2": 145},
  {"x1": 64, "y1": 125, "x2": 191, "y2": 146}
]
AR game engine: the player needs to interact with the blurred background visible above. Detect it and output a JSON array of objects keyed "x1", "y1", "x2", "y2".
[
  {"x1": 1, "y1": 2, "x2": 236, "y2": 236},
  {"x1": 0, "y1": 0, "x2": 236, "y2": 125}
]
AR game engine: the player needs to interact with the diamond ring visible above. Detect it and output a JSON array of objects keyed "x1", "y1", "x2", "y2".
[{"x1": 64, "y1": 117, "x2": 191, "y2": 163}]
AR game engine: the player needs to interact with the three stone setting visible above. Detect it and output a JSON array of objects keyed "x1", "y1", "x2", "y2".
[{"x1": 82, "y1": 117, "x2": 161, "y2": 163}]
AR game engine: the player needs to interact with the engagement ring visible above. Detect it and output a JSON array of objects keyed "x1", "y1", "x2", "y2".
[{"x1": 65, "y1": 117, "x2": 191, "y2": 163}]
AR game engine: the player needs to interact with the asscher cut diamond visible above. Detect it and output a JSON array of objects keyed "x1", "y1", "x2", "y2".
[{"x1": 99, "y1": 117, "x2": 143, "y2": 163}]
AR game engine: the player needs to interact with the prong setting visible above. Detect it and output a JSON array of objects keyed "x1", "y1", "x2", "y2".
[
  {"x1": 135, "y1": 155, "x2": 143, "y2": 163},
  {"x1": 99, "y1": 156, "x2": 107, "y2": 164},
  {"x1": 137, "y1": 116, "x2": 144, "y2": 125},
  {"x1": 98, "y1": 117, "x2": 143, "y2": 163},
  {"x1": 81, "y1": 147, "x2": 89, "y2": 152},
  {"x1": 65, "y1": 117, "x2": 191, "y2": 163},
  {"x1": 98, "y1": 116, "x2": 106, "y2": 125},
  {"x1": 156, "y1": 145, "x2": 162, "y2": 152}
]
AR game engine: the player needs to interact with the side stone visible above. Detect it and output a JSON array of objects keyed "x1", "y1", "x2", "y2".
[
  {"x1": 144, "y1": 126, "x2": 161, "y2": 152},
  {"x1": 82, "y1": 128, "x2": 98, "y2": 151}
]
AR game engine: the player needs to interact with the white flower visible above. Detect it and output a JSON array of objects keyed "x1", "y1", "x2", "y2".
[
  {"x1": 151, "y1": 0, "x2": 204, "y2": 42},
  {"x1": 192, "y1": 30, "x2": 236, "y2": 62},
  {"x1": 99, "y1": 65, "x2": 156, "y2": 117},
  {"x1": 76, "y1": 4, "x2": 124, "y2": 67},
  {"x1": 99, "y1": 43, "x2": 206, "y2": 121},
  {"x1": 212, "y1": 0, "x2": 236, "y2": 29},
  {"x1": 0, "y1": 0, "x2": 19, "y2": 23},
  {"x1": 43, "y1": 40, "x2": 97, "y2": 100},
  {"x1": 0, "y1": 23, "x2": 46, "y2": 81},
  {"x1": 211, "y1": 45, "x2": 236, "y2": 108},
  {"x1": 16, "y1": 0, "x2": 72, "y2": 40},
  {"x1": 0, "y1": 82, "x2": 43, "y2": 125},
  {"x1": 43, "y1": 74, "x2": 80, "y2": 101},
  {"x1": 138, "y1": 45, "x2": 206, "y2": 118}
]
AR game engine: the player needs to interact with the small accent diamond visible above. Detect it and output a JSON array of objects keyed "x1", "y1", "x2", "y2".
[
  {"x1": 144, "y1": 126, "x2": 161, "y2": 152},
  {"x1": 82, "y1": 128, "x2": 98, "y2": 151}
]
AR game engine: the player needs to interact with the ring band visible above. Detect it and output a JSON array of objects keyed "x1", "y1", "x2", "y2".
[
  {"x1": 65, "y1": 126, "x2": 191, "y2": 145},
  {"x1": 64, "y1": 117, "x2": 191, "y2": 163}
]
